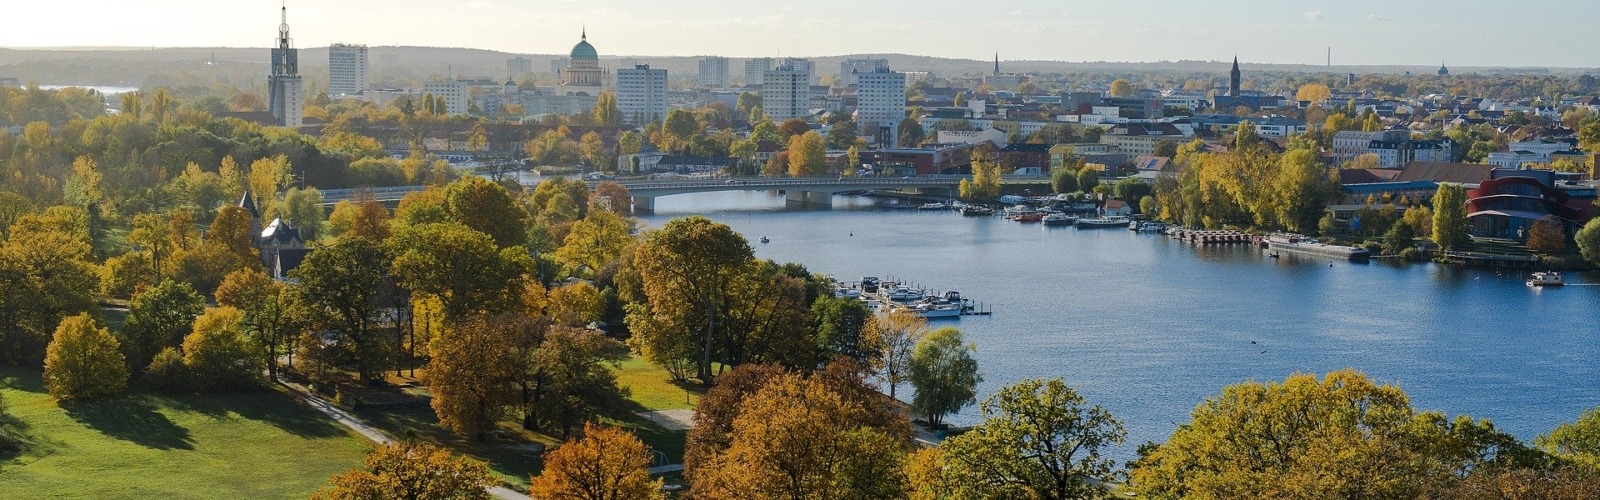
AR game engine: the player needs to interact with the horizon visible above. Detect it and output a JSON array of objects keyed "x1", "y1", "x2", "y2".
[{"x1": 3, "y1": 0, "x2": 1598, "y2": 69}]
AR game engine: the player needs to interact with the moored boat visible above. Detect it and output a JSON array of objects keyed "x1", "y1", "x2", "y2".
[
  {"x1": 960, "y1": 205, "x2": 994, "y2": 216},
  {"x1": 1527, "y1": 271, "x2": 1565, "y2": 287},
  {"x1": 1042, "y1": 213, "x2": 1076, "y2": 226},
  {"x1": 919, "y1": 202, "x2": 951, "y2": 211},
  {"x1": 1076, "y1": 216, "x2": 1131, "y2": 229}
]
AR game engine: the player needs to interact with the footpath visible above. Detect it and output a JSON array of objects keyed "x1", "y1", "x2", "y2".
[{"x1": 278, "y1": 380, "x2": 530, "y2": 500}]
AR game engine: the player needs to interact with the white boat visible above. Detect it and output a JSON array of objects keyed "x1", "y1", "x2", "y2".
[
  {"x1": 911, "y1": 302, "x2": 963, "y2": 319},
  {"x1": 1042, "y1": 213, "x2": 1076, "y2": 226},
  {"x1": 1076, "y1": 216, "x2": 1131, "y2": 229},
  {"x1": 1527, "y1": 271, "x2": 1565, "y2": 287},
  {"x1": 918, "y1": 202, "x2": 951, "y2": 211},
  {"x1": 834, "y1": 286, "x2": 861, "y2": 299},
  {"x1": 883, "y1": 285, "x2": 923, "y2": 302}
]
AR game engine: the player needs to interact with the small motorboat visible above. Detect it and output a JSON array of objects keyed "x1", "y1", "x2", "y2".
[
  {"x1": 1527, "y1": 271, "x2": 1564, "y2": 287},
  {"x1": 918, "y1": 202, "x2": 951, "y2": 211},
  {"x1": 759, "y1": 236, "x2": 770, "y2": 244}
]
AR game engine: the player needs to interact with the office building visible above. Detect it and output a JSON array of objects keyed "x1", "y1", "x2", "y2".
[
  {"x1": 617, "y1": 64, "x2": 668, "y2": 125},
  {"x1": 327, "y1": 43, "x2": 368, "y2": 97}
]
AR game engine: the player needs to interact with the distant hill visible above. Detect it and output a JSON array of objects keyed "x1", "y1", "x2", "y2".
[{"x1": 0, "y1": 46, "x2": 1589, "y2": 91}]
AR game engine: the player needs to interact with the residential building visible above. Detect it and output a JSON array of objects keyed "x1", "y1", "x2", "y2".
[
  {"x1": 268, "y1": 6, "x2": 303, "y2": 127},
  {"x1": 327, "y1": 43, "x2": 368, "y2": 97},
  {"x1": 762, "y1": 62, "x2": 810, "y2": 121},
  {"x1": 550, "y1": 58, "x2": 568, "y2": 78},
  {"x1": 617, "y1": 64, "x2": 668, "y2": 125},
  {"x1": 743, "y1": 58, "x2": 772, "y2": 86},
  {"x1": 423, "y1": 80, "x2": 469, "y2": 115},
  {"x1": 839, "y1": 58, "x2": 889, "y2": 86},
  {"x1": 780, "y1": 57, "x2": 813, "y2": 84},
  {"x1": 1369, "y1": 138, "x2": 1454, "y2": 168},
  {"x1": 855, "y1": 67, "x2": 905, "y2": 146},
  {"x1": 507, "y1": 56, "x2": 534, "y2": 76},
  {"x1": 1098, "y1": 123, "x2": 1189, "y2": 156},
  {"x1": 697, "y1": 56, "x2": 729, "y2": 88}
]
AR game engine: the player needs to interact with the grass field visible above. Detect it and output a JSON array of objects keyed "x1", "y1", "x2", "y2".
[{"x1": 0, "y1": 368, "x2": 372, "y2": 499}]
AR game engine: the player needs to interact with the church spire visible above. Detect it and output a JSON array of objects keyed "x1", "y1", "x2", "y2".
[
  {"x1": 582, "y1": 26, "x2": 587, "y2": 41},
  {"x1": 994, "y1": 51, "x2": 1000, "y2": 75},
  {"x1": 1229, "y1": 55, "x2": 1241, "y2": 97}
]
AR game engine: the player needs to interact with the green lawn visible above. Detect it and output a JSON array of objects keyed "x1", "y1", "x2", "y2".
[{"x1": 0, "y1": 368, "x2": 371, "y2": 499}]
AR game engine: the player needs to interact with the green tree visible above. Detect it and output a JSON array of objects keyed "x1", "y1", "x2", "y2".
[
  {"x1": 1075, "y1": 168, "x2": 1100, "y2": 194},
  {"x1": 812, "y1": 295, "x2": 872, "y2": 363},
  {"x1": 1052, "y1": 165, "x2": 1080, "y2": 194},
  {"x1": 1576, "y1": 218, "x2": 1600, "y2": 266},
  {"x1": 909, "y1": 327, "x2": 981, "y2": 429},
  {"x1": 527, "y1": 327, "x2": 630, "y2": 438},
  {"x1": 920, "y1": 378, "x2": 1126, "y2": 499},
  {"x1": 1383, "y1": 219, "x2": 1417, "y2": 255},
  {"x1": 1536, "y1": 406, "x2": 1600, "y2": 469},
  {"x1": 826, "y1": 120, "x2": 858, "y2": 150},
  {"x1": 215, "y1": 267, "x2": 298, "y2": 381},
  {"x1": 443, "y1": 176, "x2": 529, "y2": 248},
  {"x1": 1129, "y1": 369, "x2": 1539, "y2": 499},
  {"x1": 291, "y1": 238, "x2": 391, "y2": 381},
  {"x1": 898, "y1": 116, "x2": 926, "y2": 147},
  {"x1": 43, "y1": 313, "x2": 127, "y2": 400},
  {"x1": 314, "y1": 441, "x2": 494, "y2": 500},
  {"x1": 182, "y1": 307, "x2": 263, "y2": 391},
  {"x1": 1432, "y1": 183, "x2": 1470, "y2": 250},
  {"x1": 662, "y1": 109, "x2": 702, "y2": 151},
  {"x1": 553, "y1": 210, "x2": 632, "y2": 278},
  {"x1": 121, "y1": 279, "x2": 206, "y2": 373},
  {"x1": 388, "y1": 222, "x2": 532, "y2": 320},
  {"x1": 625, "y1": 216, "x2": 752, "y2": 383},
  {"x1": 281, "y1": 186, "x2": 325, "y2": 242}
]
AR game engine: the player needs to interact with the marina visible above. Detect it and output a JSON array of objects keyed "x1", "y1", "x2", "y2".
[{"x1": 835, "y1": 276, "x2": 993, "y2": 319}]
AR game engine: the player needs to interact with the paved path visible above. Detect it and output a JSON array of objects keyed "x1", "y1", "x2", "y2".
[{"x1": 280, "y1": 381, "x2": 530, "y2": 500}]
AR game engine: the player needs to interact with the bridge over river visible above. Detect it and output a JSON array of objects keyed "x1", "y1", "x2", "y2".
[{"x1": 321, "y1": 175, "x2": 1051, "y2": 212}]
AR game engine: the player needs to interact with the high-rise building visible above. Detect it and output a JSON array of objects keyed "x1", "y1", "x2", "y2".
[
  {"x1": 327, "y1": 43, "x2": 368, "y2": 97},
  {"x1": 743, "y1": 58, "x2": 773, "y2": 86},
  {"x1": 268, "y1": 6, "x2": 303, "y2": 127},
  {"x1": 855, "y1": 67, "x2": 906, "y2": 146},
  {"x1": 697, "y1": 56, "x2": 729, "y2": 88},
  {"x1": 423, "y1": 80, "x2": 469, "y2": 115},
  {"x1": 617, "y1": 64, "x2": 668, "y2": 125},
  {"x1": 762, "y1": 61, "x2": 810, "y2": 121},
  {"x1": 507, "y1": 56, "x2": 534, "y2": 76},
  {"x1": 839, "y1": 58, "x2": 889, "y2": 86},
  {"x1": 550, "y1": 58, "x2": 568, "y2": 79},
  {"x1": 780, "y1": 57, "x2": 813, "y2": 84}
]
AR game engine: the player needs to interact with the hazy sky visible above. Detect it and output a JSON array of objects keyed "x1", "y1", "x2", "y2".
[{"x1": 5, "y1": 1, "x2": 1597, "y2": 68}]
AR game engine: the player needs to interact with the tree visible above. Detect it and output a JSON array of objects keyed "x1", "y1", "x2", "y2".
[
  {"x1": 661, "y1": 109, "x2": 701, "y2": 151},
  {"x1": 691, "y1": 372, "x2": 909, "y2": 499},
  {"x1": 247, "y1": 155, "x2": 293, "y2": 218},
  {"x1": 1051, "y1": 164, "x2": 1080, "y2": 194},
  {"x1": 908, "y1": 327, "x2": 981, "y2": 428},
  {"x1": 899, "y1": 117, "x2": 925, "y2": 147},
  {"x1": 1109, "y1": 79, "x2": 1133, "y2": 97},
  {"x1": 1577, "y1": 218, "x2": 1600, "y2": 266},
  {"x1": 776, "y1": 119, "x2": 810, "y2": 141},
  {"x1": 1271, "y1": 149, "x2": 1340, "y2": 234},
  {"x1": 1295, "y1": 83, "x2": 1332, "y2": 103},
  {"x1": 100, "y1": 251, "x2": 158, "y2": 300},
  {"x1": 0, "y1": 223, "x2": 99, "y2": 365},
  {"x1": 1527, "y1": 217, "x2": 1566, "y2": 252},
  {"x1": 215, "y1": 268, "x2": 297, "y2": 381},
  {"x1": 282, "y1": 187, "x2": 325, "y2": 243},
  {"x1": 121, "y1": 279, "x2": 205, "y2": 373},
  {"x1": 43, "y1": 314, "x2": 127, "y2": 399},
  {"x1": 444, "y1": 176, "x2": 530, "y2": 248},
  {"x1": 1536, "y1": 406, "x2": 1600, "y2": 469},
  {"x1": 1432, "y1": 183, "x2": 1470, "y2": 250},
  {"x1": 292, "y1": 238, "x2": 391, "y2": 381},
  {"x1": 553, "y1": 210, "x2": 632, "y2": 278},
  {"x1": 589, "y1": 182, "x2": 633, "y2": 216},
  {"x1": 626, "y1": 216, "x2": 753, "y2": 383},
  {"x1": 863, "y1": 310, "x2": 928, "y2": 399},
  {"x1": 182, "y1": 307, "x2": 263, "y2": 391},
  {"x1": 786, "y1": 131, "x2": 827, "y2": 177},
  {"x1": 1233, "y1": 120, "x2": 1260, "y2": 150},
  {"x1": 388, "y1": 222, "x2": 532, "y2": 320},
  {"x1": 526, "y1": 327, "x2": 630, "y2": 438},
  {"x1": 592, "y1": 92, "x2": 621, "y2": 126},
  {"x1": 314, "y1": 441, "x2": 494, "y2": 500},
  {"x1": 1075, "y1": 168, "x2": 1100, "y2": 194},
  {"x1": 919, "y1": 379, "x2": 1126, "y2": 499},
  {"x1": 1129, "y1": 369, "x2": 1539, "y2": 499},
  {"x1": 812, "y1": 295, "x2": 872, "y2": 363},
  {"x1": 547, "y1": 282, "x2": 606, "y2": 327},
  {"x1": 684, "y1": 363, "x2": 787, "y2": 482},
  {"x1": 826, "y1": 120, "x2": 858, "y2": 150},
  {"x1": 579, "y1": 131, "x2": 608, "y2": 172},
  {"x1": 327, "y1": 199, "x2": 392, "y2": 242},
  {"x1": 530, "y1": 422, "x2": 663, "y2": 500},
  {"x1": 1383, "y1": 219, "x2": 1417, "y2": 255},
  {"x1": 429, "y1": 314, "x2": 517, "y2": 440}
]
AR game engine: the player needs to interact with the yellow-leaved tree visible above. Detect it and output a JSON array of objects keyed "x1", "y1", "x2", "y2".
[
  {"x1": 314, "y1": 441, "x2": 495, "y2": 500},
  {"x1": 529, "y1": 422, "x2": 663, "y2": 500},
  {"x1": 43, "y1": 313, "x2": 127, "y2": 399}
]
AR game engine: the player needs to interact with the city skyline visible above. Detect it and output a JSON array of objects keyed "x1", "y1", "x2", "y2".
[{"x1": 4, "y1": 0, "x2": 1599, "y2": 68}]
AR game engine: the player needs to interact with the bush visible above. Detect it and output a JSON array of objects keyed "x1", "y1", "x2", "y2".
[
  {"x1": 1398, "y1": 247, "x2": 1423, "y2": 262},
  {"x1": 145, "y1": 347, "x2": 192, "y2": 393}
]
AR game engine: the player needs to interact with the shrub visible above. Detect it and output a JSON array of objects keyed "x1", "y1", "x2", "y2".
[{"x1": 145, "y1": 347, "x2": 192, "y2": 393}]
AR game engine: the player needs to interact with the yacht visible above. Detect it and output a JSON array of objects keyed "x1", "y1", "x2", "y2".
[
  {"x1": 919, "y1": 202, "x2": 951, "y2": 211},
  {"x1": 1042, "y1": 213, "x2": 1076, "y2": 226},
  {"x1": 960, "y1": 205, "x2": 994, "y2": 217},
  {"x1": 1527, "y1": 271, "x2": 1565, "y2": 287}
]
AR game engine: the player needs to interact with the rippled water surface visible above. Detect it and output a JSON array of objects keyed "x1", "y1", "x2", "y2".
[{"x1": 638, "y1": 191, "x2": 1600, "y2": 455}]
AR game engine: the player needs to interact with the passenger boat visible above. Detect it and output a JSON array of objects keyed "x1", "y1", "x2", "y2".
[
  {"x1": 1076, "y1": 216, "x2": 1131, "y2": 229},
  {"x1": 1527, "y1": 271, "x2": 1565, "y2": 287},
  {"x1": 1042, "y1": 213, "x2": 1076, "y2": 226}
]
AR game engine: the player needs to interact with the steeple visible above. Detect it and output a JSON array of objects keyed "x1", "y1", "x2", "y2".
[
  {"x1": 994, "y1": 51, "x2": 1000, "y2": 75},
  {"x1": 582, "y1": 26, "x2": 587, "y2": 41},
  {"x1": 1229, "y1": 55, "x2": 1241, "y2": 97}
]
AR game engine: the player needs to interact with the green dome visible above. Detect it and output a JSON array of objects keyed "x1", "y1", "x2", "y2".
[{"x1": 570, "y1": 39, "x2": 598, "y2": 61}]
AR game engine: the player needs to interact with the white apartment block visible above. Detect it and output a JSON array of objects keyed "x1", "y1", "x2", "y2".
[
  {"x1": 617, "y1": 64, "x2": 668, "y2": 125},
  {"x1": 855, "y1": 68, "x2": 906, "y2": 146},
  {"x1": 762, "y1": 63, "x2": 810, "y2": 121},
  {"x1": 780, "y1": 57, "x2": 814, "y2": 84},
  {"x1": 697, "y1": 56, "x2": 729, "y2": 88},
  {"x1": 839, "y1": 58, "x2": 889, "y2": 86},
  {"x1": 744, "y1": 58, "x2": 772, "y2": 86},
  {"x1": 327, "y1": 44, "x2": 368, "y2": 97},
  {"x1": 550, "y1": 58, "x2": 569, "y2": 78},
  {"x1": 423, "y1": 80, "x2": 469, "y2": 115},
  {"x1": 507, "y1": 56, "x2": 534, "y2": 76}
]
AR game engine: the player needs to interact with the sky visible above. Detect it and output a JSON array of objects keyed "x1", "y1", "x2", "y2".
[{"x1": 4, "y1": 1, "x2": 1597, "y2": 68}]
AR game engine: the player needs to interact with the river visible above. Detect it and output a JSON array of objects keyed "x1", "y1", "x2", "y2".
[{"x1": 636, "y1": 190, "x2": 1600, "y2": 457}]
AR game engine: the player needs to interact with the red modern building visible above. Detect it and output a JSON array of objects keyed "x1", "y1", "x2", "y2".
[{"x1": 1465, "y1": 168, "x2": 1597, "y2": 240}]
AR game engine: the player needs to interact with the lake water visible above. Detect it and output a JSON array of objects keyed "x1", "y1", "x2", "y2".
[
  {"x1": 37, "y1": 85, "x2": 139, "y2": 95},
  {"x1": 638, "y1": 191, "x2": 1600, "y2": 457}
]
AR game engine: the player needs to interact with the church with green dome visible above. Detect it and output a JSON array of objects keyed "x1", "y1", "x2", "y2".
[{"x1": 559, "y1": 29, "x2": 607, "y2": 89}]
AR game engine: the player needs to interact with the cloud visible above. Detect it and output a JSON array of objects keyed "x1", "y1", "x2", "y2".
[
  {"x1": 1366, "y1": 14, "x2": 1393, "y2": 22},
  {"x1": 466, "y1": 1, "x2": 494, "y2": 8},
  {"x1": 1303, "y1": 11, "x2": 1325, "y2": 21}
]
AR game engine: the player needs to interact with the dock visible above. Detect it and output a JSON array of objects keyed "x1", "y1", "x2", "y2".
[{"x1": 1166, "y1": 228, "x2": 1257, "y2": 245}]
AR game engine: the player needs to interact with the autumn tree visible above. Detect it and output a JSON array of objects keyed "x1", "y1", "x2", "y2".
[
  {"x1": 1295, "y1": 83, "x2": 1332, "y2": 103},
  {"x1": 547, "y1": 282, "x2": 606, "y2": 327},
  {"x1": 1535, "y1": 405, "x2": 1600, "y2": 469},
  {"x1": 626, "y1": 216, "x2": 753, "y2": 383},
  {"x1": 215, "y1": 268, "x2": 298, "y2": 381},
  {"x1": 530, "y1": 422, "x2": 663, "y2": 500},
  {"x1": 120, "y1": 279, "x2": 206, "y2": 373},
  {"x1": 918, "y1": 378, "x2": 1126, "y2": 499},
  {"x1": 208, "y1": 205, "x2": 258, "y2": 265},
  {"x1": 1109, "y1": 79, "x2": 1133, "y2": 97},
  {"x1": 100, "y1": 251, "x2": 158, "y2": 300},
  {"x1": 526, "y1": 327, "x2": 630, "y2": 438},
  {"x1": 1432, "y1": 183, "x2": 1470, "y2": 250},
  {"x1": 247, "y1": 155, "x2": 293, "y2": 218},
  {"x1": 388, "y1": 222, "x2": 532, "y2": 320},
  {"x1": 314, "y1": 441, "x2": 495, "y2": 500},
  {"x1": 429, "y1": 314, "x2": 517, "y2": 440},
  {"x1": 776, "y1": 118, "x2": 810, "y2": 141},
  {"x1": 1129, "y1": 369, "x2": 1540, "y2": 499},
  {"x1": 589, "y1": 182, "x2": 633, "y2": 216},
  {"x1": 786, "y1": 130, "x2": 827, "y2": 177},
  {"x1": 43, "y1": 313, "x2": 127, "y2": 399},
  {"x1": 1271, "y1": 149, "x2": 1340, "y2": 234},
  {"x1": 443, "y1": 176, "x2": 529, "y2": 248},
  {"x1": 0, "y1": 220, "x2": 99, "y2": 365},
  {"x1": 327, "y1": 199, "x2": 392, "y2": 242},
  {"x1": 592, "y1": 92, "x2": 622, "y2": 126},
  {"x1": 182, "y1": 307, "x2": 263, "y2": 391},
  {"x1": 292, "y1": 238, "x2": 391, "y2": 381},
  {"x1": 909, "y1": 327, "x2": 981, "y2": 428},
  {"x1": 553, "y1": 210, "x2": 632, "y2": 278},
  {"x1": 1527, "y1": 217, "x2": 1567, "y2": 251},
  {"x1": 864, "y1": 310, "x2": 929, "y2": 399}
]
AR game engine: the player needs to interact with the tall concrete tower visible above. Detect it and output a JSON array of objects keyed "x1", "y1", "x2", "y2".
[{"x1": 269, "y1": 5, "x2": 304, "y2": 127}]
